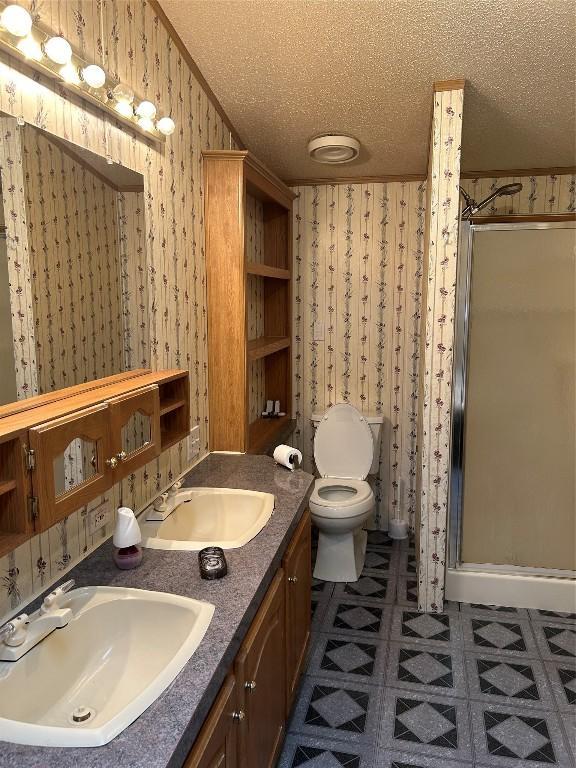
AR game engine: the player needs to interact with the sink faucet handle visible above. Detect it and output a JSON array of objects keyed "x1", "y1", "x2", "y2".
[
  {"x1": 41, "y1": 579, "x2": 76, "y2": 612},
  {"x1": 169, "y1": 480, "x2": 183, "y2": 494},
  {"x1": 0, "y1": 614, "x2": 29, "y2": 647}
]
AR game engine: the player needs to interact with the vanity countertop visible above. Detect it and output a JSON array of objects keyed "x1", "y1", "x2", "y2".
[{"x1": 0, "y1": 453, "x2": 314, "y2": 768}]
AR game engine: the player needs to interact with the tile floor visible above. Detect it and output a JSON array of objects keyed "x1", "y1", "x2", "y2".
[{"x1": 277, "y1": 531, "x2": 576, "y2": 768}]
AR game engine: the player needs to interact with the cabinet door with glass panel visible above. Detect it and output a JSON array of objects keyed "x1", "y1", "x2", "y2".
[
  {"x1": 108, "y1": 385, "x2": 161, "y2": 481},
  {"x1": 29, "y1": 403, "x2": 114, "y2": 531}
]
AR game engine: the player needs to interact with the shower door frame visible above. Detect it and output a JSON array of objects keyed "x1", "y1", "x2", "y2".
[{"x1": 448, "y1": 219, "x2": 576, "y2": 571}]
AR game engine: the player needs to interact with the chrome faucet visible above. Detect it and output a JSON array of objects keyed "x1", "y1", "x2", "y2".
[{"x1": 0, "y1": 579, "x2": 76, "y2": 662}]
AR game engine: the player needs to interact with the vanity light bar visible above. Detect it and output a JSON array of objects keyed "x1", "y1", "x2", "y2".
[{"x1": 0, "y1": 2, "x2": 176, "y2": 142}]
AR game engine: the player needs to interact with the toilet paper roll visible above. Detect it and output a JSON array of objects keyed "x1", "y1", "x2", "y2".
[{"x1": 273, "y1": 444, "x2": 303, "y2": 471}]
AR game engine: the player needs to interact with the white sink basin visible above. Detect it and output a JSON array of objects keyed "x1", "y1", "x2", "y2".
[
  {"x1": 0, "y1": 586, "x2": 214, "y2": 747},
  {"x1": 140, "y1": 487, "x2": 275, "y2": 551}
]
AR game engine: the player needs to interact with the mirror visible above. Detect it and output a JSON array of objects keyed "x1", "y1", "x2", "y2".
[
  {"x1": 53, "y1": 437, "x2": 98, "y2": 497},
  {"x1": 0, "y1": 114, "x2": 148, "y2": 406},
  {"x1": 121, "y1": 410, "x2": 152, "y2": 458}
]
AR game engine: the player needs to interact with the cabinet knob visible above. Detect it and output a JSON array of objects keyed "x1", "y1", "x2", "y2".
[
  {"x1": 105, "y1": 456, "x2": 119, "y2": 469},
  {"x1": 116, "y1": 451, "x2": 127, "y2": 462},
  {"x1": 244, "y1": 680, "x2": 257, "y2": 691},
  {"x1": 288, "y1": 576, "x2": 298, "y2": 583},
  {"x1": 232, "y1": 710, "x2": 245, "y2": 722}
]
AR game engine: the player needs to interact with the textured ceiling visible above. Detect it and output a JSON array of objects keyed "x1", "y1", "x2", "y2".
[{"x1": 160, "y1": 0, "x2": 576, "y2": 180}]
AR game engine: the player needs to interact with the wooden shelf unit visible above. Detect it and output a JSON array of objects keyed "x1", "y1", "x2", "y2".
[
  {"x1": 203, "y1": 150, "x2": 295, "y2": 453},
  {"x1": 0, "y1": 369, "x2": 191, "y2": 556}
]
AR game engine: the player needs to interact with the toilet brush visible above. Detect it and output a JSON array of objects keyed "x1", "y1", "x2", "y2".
[{"x1": 389, "y1": 481, "x2": 409, "y2": 540}]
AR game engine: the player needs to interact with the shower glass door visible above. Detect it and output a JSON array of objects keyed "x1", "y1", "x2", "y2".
[{"x1": 451, "y1": 222, "x2": 576, "y2": 572}]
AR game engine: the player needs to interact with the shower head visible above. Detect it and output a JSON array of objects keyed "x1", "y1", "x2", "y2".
[{"x1": 459, "y1": 182, "x2": 523, "y2": 219}]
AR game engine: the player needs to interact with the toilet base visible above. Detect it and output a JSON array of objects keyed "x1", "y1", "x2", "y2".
[{"x1": 313, "y1": 527, "x2": 368, "y2": 583}]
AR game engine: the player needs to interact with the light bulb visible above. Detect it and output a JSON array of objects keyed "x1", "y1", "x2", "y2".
[
  {"x1": 60, "y1": 62, "x2": 80, "y2": 85},
  {"x1": 44, "y1": 36, "x2": 72, "y2": 64},
  {"x1": 16, "y1": 35, "x2": 42, "y2": 60},
  {"x1": 137, "y1": 116, "x2": 154, "y2": 132},
  {"x1": 135, "y1": 100, "x2": 156, "y2": 119},
  {"x1": 115, "y1": 100, "x2": 134, "y2": 118},
  {"x1": 156, "y1": 116, "x2": 175, "y2": 136},
  {"x1": 82, "y1": 64, "x2": 106, "y2": 89},
  {"x1": 112, "y1": 83, "x2": 134, "y2": 105},
  {"x1": 1, "y1": 4, "x2": 33, "y2": 37}
]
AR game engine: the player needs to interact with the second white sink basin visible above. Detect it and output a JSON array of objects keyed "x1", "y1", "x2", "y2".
[
  {"x1": 0, "y1": 586, "x2": 214, "y2": 747},
  {"x1": 140, "y1": 487, "x2": 275, "y2": 551}
]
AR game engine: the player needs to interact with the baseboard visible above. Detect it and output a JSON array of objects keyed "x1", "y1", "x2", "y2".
[{"x1": 445, "y1": 567, "x2": 576, "y2": 612}]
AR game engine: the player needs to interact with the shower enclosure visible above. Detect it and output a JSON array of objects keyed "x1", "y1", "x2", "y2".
[{"x1": 446, "y1": 220, "x2": 576, "y2": 611}]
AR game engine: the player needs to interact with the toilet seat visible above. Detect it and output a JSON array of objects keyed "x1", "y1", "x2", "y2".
[
  {"x1": 314, "y1": 403, "x2": 373, "y2": 481},
  {"x1": 310, "y1": 478, "x2": 374, "y2": 519}
]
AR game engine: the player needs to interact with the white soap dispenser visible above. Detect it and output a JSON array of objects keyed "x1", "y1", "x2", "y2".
[{"x1": 113, "y1": 507, "x2": 143, "y2": 569}]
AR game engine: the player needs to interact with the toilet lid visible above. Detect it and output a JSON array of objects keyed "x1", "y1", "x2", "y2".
[{"x1": 314, "y1": 403, "x2": 373, "y2": 480}]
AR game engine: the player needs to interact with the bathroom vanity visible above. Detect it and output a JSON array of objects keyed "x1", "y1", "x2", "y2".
[{"x1": 0, "y1": 453, "x2": 314, "y2": 768}]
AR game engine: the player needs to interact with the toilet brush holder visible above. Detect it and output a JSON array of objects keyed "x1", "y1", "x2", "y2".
[{"x1": 389, "y1": 518, "x2": 409, "y2": 540}]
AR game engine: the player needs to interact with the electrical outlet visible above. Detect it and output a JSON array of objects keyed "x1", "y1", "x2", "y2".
[
  {"x1": 188, "y1": 425, "x2": 200, "y2": 463},
  {"x1": 87, "y1": 498, "x2": 112, "y2": 536}
]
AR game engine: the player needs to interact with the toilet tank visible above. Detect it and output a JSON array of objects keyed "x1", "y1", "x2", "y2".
[{"x1": 311, "y1": 409, "x2": 384, "y2": 475}]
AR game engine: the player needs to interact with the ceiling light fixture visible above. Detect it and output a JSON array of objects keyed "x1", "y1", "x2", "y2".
[{"x1": 308, "y1": 134, "x2": 361, "y2": 164}]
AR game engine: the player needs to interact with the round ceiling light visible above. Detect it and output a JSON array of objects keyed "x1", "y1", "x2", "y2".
[{"x1": 308, "y1": 134, "x2": 360, "y2": 164}]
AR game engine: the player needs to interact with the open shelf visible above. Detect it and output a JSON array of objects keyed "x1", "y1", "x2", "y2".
[
  {"x1": 160, "y1": 398, "x2": 186, "y2": 417},
  {"x1": 158, "y1": 373, "x2": 190, "y2": 450},
  {"x1": 248, "y1": 336, "x2": 290, "y2": 361},
  {"x1": 248, "y1": 414, "x2": 294, "y2": 454},
  {"x1": 246, "y1": 262, "x2": 290, "y2": 280}
]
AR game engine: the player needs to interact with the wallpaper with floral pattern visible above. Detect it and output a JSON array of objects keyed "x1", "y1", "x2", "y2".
[
  {"x1": 291, "y1": 180, "x2": 426, "y2": 531},
  {"x1": 417, "y1": 86, "x2": 464, "y2": 613},
  {"x1": 462, "y1": 173, "x2": 576, "y2": 216},
  {"x1": 0, "y1": 0, "x2": 234, "y2": 622}
]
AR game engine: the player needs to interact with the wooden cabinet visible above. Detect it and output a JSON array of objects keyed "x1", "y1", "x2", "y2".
[
  {"x1": 184, "y1": 675, "x2": 239, "y2": 768},
  {"x1": 236, "y1": 569, "x2": 286, "y2": 768},
  {"x1": 283, "y1": 511, "x2": 312, "y2": 712},
  {"x1": 186, "y1": 514, "x2": 312, "y2": 768},
  {"x1": 203, "y1": 150, "x2": 295, "y2": 454},
  {"x1": 108, "y1": 385, "x2": 161, "y2": 481},
  {"x1": 30, "y1": 403, "x2": 113, "y2": 530},
  {"x1": 0, "y1": 369, "x2": 190, "y2": 554}
]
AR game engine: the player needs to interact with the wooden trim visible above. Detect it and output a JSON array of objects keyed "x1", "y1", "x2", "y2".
[
  {"x1": 0, "y1": 369, "x2": 186, "y2": 439},
  {"x1": 203, "y1": 150, "x2": 296, "y2": 204},
  {"x1": 471, "y1": 213, "x2": 576, "y2": 224},
  {"x1": 149, "y1": 0, "x2": 245, "y2": 150},
  {"x1": 0, "y1": 370, "x2": 151, "y2": 420},
  {"x1": 286, "y1": 173, "x2": 427, "y2": 187},
  {"x1": 434, "y1": 79, "x2": 466, "y2": 92},
  {"x1": 461, "y1": 166, "x2": 576, "y2": 179}
]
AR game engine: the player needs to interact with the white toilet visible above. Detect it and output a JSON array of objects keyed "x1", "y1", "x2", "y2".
[{"x1": 310, "y1": 403, "x2": 383, "y2": 582}]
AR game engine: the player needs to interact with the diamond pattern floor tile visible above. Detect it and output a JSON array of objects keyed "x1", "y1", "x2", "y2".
[
  {"x1": 307, "y1": 631, "x2": 388, "y2": 685},
  {"x1": 529, "y1": 609, "x2": 576, "y2": 626},
  {"x1": 396, "y1": 577, "x2": 419, "y2": 606},
  {"x1": 462, "y1": 615, "x2": 538, "y2": 658},
  {"x1": 385, "y1": 641, "x2": 467, "y2": 698},
  {"x1": 289, "y1": 675, "x2": 381, "y2": 746},
  {"x1": 533, "y1": 622, "x2": 576, "y2": 662},
  {"x1": 277, "y1": 734, "x2": 371, "y2": 768},
  {"x1": 465, "y1": 652, "x2": 554, "y2": 710},
  {"x1": 460, "y1": 603, "x2": 529, "y2": 621},
  {"x1": 374, "y1": 750, "x2": 473, "y2": 768},
  {"x1": 379, "y1": 688, "x2": 472, "y2": 762},
  {"x1": 391, "y1": 607, "x2": 462, "y2": 648},
  {"x1": 322, "y1": 597, "x2": 391, "y2": 639},
  {"x1": 334, "y1": 574, "x2": 396, "y2": 604},
  {"x1": 470, "y1": 701, "x2": 571, "y2": 767},
  {"x1": 544, "y1": 660, "x2": 576, "y2": 712}
]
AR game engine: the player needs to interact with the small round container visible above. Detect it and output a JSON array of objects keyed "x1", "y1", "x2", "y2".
[
  {"x1": 113, "y1": 544, "x2": 143, "y2": 569},
  {"x1": 198, "y1": 546, "x2": 228, "y2": 580}
]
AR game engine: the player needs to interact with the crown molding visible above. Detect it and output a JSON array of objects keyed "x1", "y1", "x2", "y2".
[
  {"x1": 461, "y1": 166, "x2": 576, "y2": 179},
  {"x1": 286, "y1": 173, "x2": 427, "y2": 187}
]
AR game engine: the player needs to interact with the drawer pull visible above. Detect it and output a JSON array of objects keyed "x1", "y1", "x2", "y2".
[
  {"x1": 288, "y1": 576, "x2": 298, "y2": 583},
  {"x1": 116, "y1": 450, "x2": 128, "y2": 462},
  {"x1": 232, "y1": 710, "x2": 245, "y2": 721},
  {"x1": 244, "y1": 680, "x2": 257, "y2": 691},
  {"x1": 105, "y1": 456, "x2": 118, "y2": 469}
]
